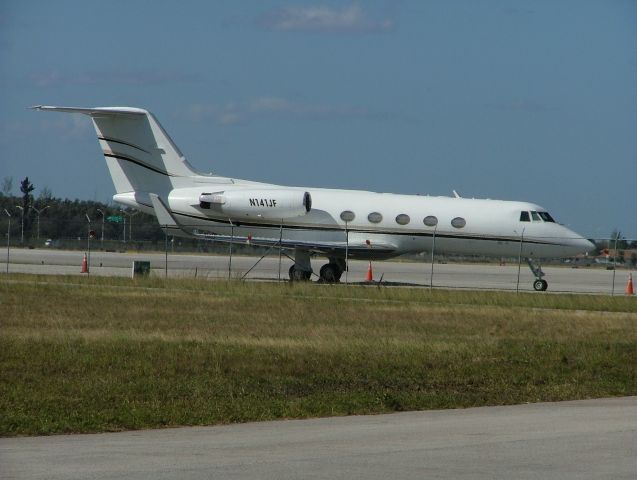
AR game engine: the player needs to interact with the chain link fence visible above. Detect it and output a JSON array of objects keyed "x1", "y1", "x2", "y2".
[{"x1": 1, "y1": 217, "x2": 635, "y2": 295}]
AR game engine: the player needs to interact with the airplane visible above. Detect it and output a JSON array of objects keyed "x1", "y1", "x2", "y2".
[{"x1": 33, "y1": 105, "x2": 594, "y2": 290}]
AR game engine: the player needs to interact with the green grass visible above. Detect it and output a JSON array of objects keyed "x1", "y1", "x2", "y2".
[{"x1": 1, "y1": 274, "x2": 636, "y2": 436}]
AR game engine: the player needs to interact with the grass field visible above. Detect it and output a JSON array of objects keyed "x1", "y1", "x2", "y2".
[{"x1": 1, "y1": 274, "x2": 636, "y2": 436}]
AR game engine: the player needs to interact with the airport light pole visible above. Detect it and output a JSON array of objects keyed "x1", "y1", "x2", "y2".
[
  {"x1": 96, "y1": 208, "x2": 105, "y2": 248},
  {"x1": 120, "y1": 209, "x2": 139, "y2": 242},
  {"x1": 15, "y1": 206, "x2": 24, "y2": 244},
  {"x1": 31, "y1": 205, "x2": 49, "y2": 241},
  {"x1": 4, "y1": 209, "x2": 10, "y2": 274}
]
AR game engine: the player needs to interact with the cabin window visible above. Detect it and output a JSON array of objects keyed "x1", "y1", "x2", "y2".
[
  {"x1": 538, "y1": 211, "x2": 555, "y2": 223},
  {"x1": 531, "y1": 211, "x2": 541, "y2": 221},
  {"x1": 395, "y1": 214, "x2": 410, "y2": 225},
  {"x1": 520, "y1": 211, "x2": 530, "y2": 222},
  {"x1": 340, "y1": 210, "x2": 355, "y2": 222},
  {"x1": 367, "y1": 212, "x2": 383, "y2": 223},
  {"x1": 423, "y1": 215, "x2": 438, "y2": 227},
  {"x1": 451, "y1": 217, "x2": 466, "y2": 228}
]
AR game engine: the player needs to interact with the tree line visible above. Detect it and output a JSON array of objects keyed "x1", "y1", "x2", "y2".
[{"x1": 0, "y1": 177, "x2": 163, "y2": 244}]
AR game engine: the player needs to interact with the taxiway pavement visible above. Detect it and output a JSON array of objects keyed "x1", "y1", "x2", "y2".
[
  {"x1": 2, "y1": 248, "x2": 631, "y2": 294},
  {"x1": 1, "y1": 396, "x2": 635, "y2": 479}
]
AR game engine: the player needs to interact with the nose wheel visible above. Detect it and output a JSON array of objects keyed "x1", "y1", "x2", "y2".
[
  {"x1": 533, "y1": 279, "x2": 548, "y2": 291},
  {"x1": 527, "y1": 259, "x2": 548, "y2": 291}
]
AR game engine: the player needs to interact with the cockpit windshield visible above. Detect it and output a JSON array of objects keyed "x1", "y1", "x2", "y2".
[
  {"x1": 520, "y1": 211, "x2": 556, "y2": 223},
  {"x1": 538, "y1": 212, "x2": 555, "y2": 222}
]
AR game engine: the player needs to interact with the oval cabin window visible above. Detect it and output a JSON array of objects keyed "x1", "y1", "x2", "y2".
[
  {"x1": 395, "y1": 214, "x2": 410, "y2": 225},
  {"x1": 340, "y1": 210, "x2": 355, "y2": 222},
  {"x1": 451, "y1": 217, "x2": 466, "y2": 228},
  {"x1": 423, "y1": 215, "x2": 438, "y2": 227},
  {"x1": 367, "y1": 212, "x2": 383, "y2": 223}
]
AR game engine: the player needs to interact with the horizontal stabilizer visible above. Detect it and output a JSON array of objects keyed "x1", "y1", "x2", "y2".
[{"x1": 31, "y1": 105, "x2": 147, "y2": 116}]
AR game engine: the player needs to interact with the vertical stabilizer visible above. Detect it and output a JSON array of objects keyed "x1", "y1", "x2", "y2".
[{"x1": 32, "y1": 106, "x2": 199, "y2": 196}]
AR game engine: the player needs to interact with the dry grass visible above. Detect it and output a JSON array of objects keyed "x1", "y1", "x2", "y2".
[{"x1": 1, "y1": 274, "x2": 635, "y2": 436}]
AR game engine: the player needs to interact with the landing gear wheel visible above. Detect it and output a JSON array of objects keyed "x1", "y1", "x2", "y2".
[
  {"x1": 289, "y1": 265, "x2": 311, "y2": 282},
  {"x1": 533, "y1": 279, "x2": 548, "y2": 291},
  {"x1": 319, "y1": 263, "x2": 342, "y2": 283}
]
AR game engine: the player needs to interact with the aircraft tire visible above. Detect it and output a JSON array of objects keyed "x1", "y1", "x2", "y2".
[
  {"x1": 289, "y1": 265, "x2": 312, "y2": 282},
  {"x1": 319, "y1": 263, "x2": 342, "y2": 283},
  {"x1": 533, "y1": 279, "x2": 548, "y2": 291}
]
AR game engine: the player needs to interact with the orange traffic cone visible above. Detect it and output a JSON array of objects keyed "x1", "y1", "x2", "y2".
[
  {"x1": 81, "y1": 253, "x2": 88, "y2": 273},
  {"x1": 626, "y1": 273, "x2": 634, "y2": 295},
  {"x1": 366, "y1": 261, "x2": 373, "y2": 282}
]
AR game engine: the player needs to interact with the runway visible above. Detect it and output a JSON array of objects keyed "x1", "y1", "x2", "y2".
[
  {"x1": 1, "y1": 396, "x2": 635, "y2": 479},
  {"x1": 2, "y1": 248, "x2": 632, "y2": 294}
]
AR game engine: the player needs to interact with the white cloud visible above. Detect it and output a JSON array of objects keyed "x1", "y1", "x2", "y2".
[
  {"x1": 38, "y1": 115, "x2": 91, "y2": 138},
  {"x1": 258, "y1": 4, "x2": 394, "y2": 33},
  {"x1": 0, "y1": 115, "x2": 91, "y2": 145},
  {"x1": 186, "y1": 96, "x2": 375, "y2": 125},
  {"x1": 28, "y1": 69, "x2": 205, "y2": 88}
]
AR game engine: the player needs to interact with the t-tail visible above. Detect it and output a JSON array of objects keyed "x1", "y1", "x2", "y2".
[{"x1": 31, "y1": 106, "x2": 201, "y2": 208}]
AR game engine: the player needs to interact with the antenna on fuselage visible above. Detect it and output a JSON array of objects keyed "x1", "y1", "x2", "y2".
[{"x1": 452, "y1": 190, "x2": 461, "y2": 198}]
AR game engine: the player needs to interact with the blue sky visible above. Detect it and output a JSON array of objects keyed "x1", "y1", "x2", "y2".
[{"x1": 1, "y1": 0, "x2": 636, "y2": 238}]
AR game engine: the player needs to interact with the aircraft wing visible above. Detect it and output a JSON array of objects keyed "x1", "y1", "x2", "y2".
[
  {"x1": 148, "y1": 194, "x2": 398, "y2": 258},
  {"x1": 194, "y1": 232, "x2": 398, "y2": 259}
]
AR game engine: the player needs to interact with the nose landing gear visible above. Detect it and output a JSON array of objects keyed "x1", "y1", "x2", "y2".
[{"x1": 527, "y1": 259, "x2": 548, "y2": 291}]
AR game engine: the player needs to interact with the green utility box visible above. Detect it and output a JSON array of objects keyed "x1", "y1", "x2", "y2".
[{"x1": 132, "y1": 260, "x2": 151, "y2": 278}]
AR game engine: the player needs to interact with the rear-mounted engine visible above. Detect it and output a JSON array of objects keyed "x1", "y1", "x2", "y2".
[{"x1": 199, "y1": 189, "x2": 311, "y2": 220}]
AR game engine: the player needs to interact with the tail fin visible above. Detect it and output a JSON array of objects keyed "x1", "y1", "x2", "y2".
[{"x1": 33, "y1": 106, "x2": 199, "y2": 196}]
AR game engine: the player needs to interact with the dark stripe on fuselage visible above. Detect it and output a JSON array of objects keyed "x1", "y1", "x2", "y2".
[
  {"x1": 133, "y1": 200, "x2": 567, "y2": 248},
  {"x1": 98, "y1": 136, "x2": 150, "y2": 154},
  {"x1": 103, "y1": 153, "x2": 174, "y2": 177},
  {"x1": 169, "y1": 210, "x2": 568, "y2": 247}
]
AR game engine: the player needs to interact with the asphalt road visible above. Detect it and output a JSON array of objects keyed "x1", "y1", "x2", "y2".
[
  {"x1": 1, "y1": 397, "x2": 635, "y2": 480},
  {"x1": 3, "y1": 248, "x2": 632, "y2": 294}
]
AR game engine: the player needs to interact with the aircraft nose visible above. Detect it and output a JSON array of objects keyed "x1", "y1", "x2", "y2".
[
  {"x1": 569, "y1": 236, "x2": 596, "y2": 255},
  {"x1": 582, "y1": 238, "x2": 596, "y2": 253}
]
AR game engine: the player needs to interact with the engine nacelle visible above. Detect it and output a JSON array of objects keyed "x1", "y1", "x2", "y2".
[{"x1": 199, "y1": 189, "x2": 312, "y2": 220}]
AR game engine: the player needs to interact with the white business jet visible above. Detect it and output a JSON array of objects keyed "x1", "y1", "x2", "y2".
[{"x1": 33, "y1": 105, "x2": 594, "y2": 290}]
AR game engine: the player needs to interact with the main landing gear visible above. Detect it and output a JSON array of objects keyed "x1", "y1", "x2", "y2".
[
  {"x1": 527, "y1": 259, "x2": 548, "y2": 291},
  {"x1": 288, "y1": 250, "x2": 346, "y2": 283},
  {"x1": 289, "y1": 265, "x2": 312, "y2": 281},
  {"x1": 318, "y1": 258, "x2": 345, "y2": 284}
]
